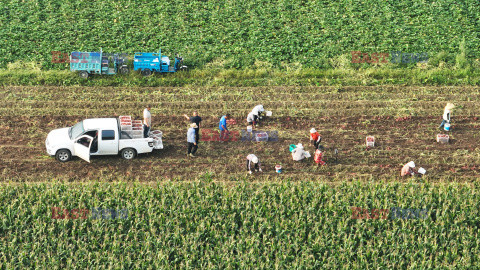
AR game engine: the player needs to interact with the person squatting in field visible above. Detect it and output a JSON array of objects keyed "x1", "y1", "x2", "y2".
[
  {"x1": 292, "y1": 143, "x2": 309, "y2": 161},
  {"x1": 184, "y1": 111, "x2": 202, "y2": 143},
  {"x1": 219, "y1": 113, "x2": 231, "y2": 141},
  {"x1": 187, "y1": 123, "x2": 198, "y2": 157},
  {"x1": 246, "y1": 154, "x2": 262, "y2": 174},
  {"x1": 310, "y1": 128, "x2": 322, "y2": 149},
  {"x1": 143, "y1": 105, "x2": 152, "y2": 138},
  {"x1": 314, "y1": 145, "x2": 326, "y2": 165},
  {"x1": 251, "y1": 105, "x2": 264, "y2": 125},
  {"x1": 439, "y1": 103, "x2": 454, "y2": 129},
  {"x1": 401, "y1": 161, "x2": 417, "y2": 176}
]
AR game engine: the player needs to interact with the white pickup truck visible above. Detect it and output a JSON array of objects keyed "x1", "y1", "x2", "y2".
[{"x1": 45, "y1": 117, "x2": 163, "y2": 162}]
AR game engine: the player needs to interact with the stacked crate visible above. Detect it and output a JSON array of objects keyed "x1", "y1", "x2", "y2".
[
  {"x1": 119, "y1": 116, "x2": 132, "y2": 131},
  {"x1": 131, "y1": 120, "x2": 144, "y2": 138},
  {"x1": 119, "y1": 116, "x2": 143, "y2": 139}
]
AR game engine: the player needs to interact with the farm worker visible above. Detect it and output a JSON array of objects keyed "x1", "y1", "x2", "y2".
[
  {"x1": 187, "y1": 123, "x2": 198, "y2": 158},
  {"x1": 310, "y1": 128, "x2": 322, "y2": 149},
  {"x1": 143, "y1": 105, "x2": 152, "y2": 138},
  {"x1": 292, "y1": 143, "x2": 308, "y2": 161},
  {"x1": 314, "y1": 145, "x2": 326, "y2": 165},
  {"x1": 400, "y1": 161, "x2": 417, "y2": 177},
  {"x1": 246, "y1": 154, "x2": 262, "y2": 174},
  {"x1": 184, "y1": 111, "x2": 202, "y2": 143},
  {"x1": 252, "y1": 104, "x2": 265, "y2": 124},
  {"x1": 247, "y1": 111, "x2": 256, "y2": 127},
  {"x1": 439, "y1": 103, "x2": 455, "y2": 129},
  {"x1": 219, "y1": 114, "x2": 231, "y2": 141}
]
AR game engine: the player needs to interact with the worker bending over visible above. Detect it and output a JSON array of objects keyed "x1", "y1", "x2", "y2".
[
  {"x1": 246, "y1": 154, "x2": 262, "y2": 174},
  {"x1": 439, "y1": 103, "x2": 454, "y2": 129},
  {"x1": 310, "y1": 128, "x2": 322, "y2": 149},
  {"x1": 401, "y1": 161, "x2": 417, "y2": 176},
  {"x1": 292, "y1": 143, "x2": 308, "y2": 161},
  {"x1": 247, "y1": 111, "x2": 256, "y2": 128},
  {"x1": 252, "y1": 105, "x2": 265, "y2": 124}
]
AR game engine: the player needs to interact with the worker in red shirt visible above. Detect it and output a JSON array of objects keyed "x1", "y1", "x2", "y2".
[
  {"x1": 310, "y1": 128, "x2": 322, "y2": 149},
  {"x1": 314, "y1": 145, "x2": 326, "y2": 165}
]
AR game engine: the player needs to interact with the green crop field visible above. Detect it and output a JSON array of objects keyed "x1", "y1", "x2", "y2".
[
  {"x1": 2, "y1": 0, "x2": 480, "y2": 268},
  {"x1": 0, "y1": 0, "x2": 479, "y2": 69},
  {"x1": 1, "y1": 181, "x2": 480, "y2": 269}
]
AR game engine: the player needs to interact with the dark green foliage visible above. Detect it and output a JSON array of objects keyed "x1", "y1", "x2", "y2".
[
  {"x1": 0, "y1": 0, "x2": 479, "y2": 69},
  {"x1": 1, "y1": 182, "x2": 480, "y2": 268}
]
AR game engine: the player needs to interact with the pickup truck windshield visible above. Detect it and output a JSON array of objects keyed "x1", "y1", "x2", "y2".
[{"x1": 69, "y1": 121, "x2": 84, "y2": 139}]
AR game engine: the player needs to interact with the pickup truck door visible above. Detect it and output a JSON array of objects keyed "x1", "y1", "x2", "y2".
[
  {"x1": 99, "y1": 129, "x2": 119, "y2": 155},
  {"x1": 73, "y1": 135, "x2": 93, "y2": 162}
]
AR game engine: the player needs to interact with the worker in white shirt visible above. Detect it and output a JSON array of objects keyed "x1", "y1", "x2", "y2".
[
  {"x1": 246, "y1": 154, "x2": 262, "y2": 174},
  {"x1": 143, "y1": 105, "x2": 152, "y2": 138},
  {"x1": 247, "y1": 111, "x2": 256, "y2": 128},
  {"x1": 292, "y1": 143, "x2": 308, "y2": 161},
  {"x1": 251, "y1": 104, "x2": 265, "y2": 125},
  {"x1": 439, "y1": 103, "x2": 454, "y2": 129}
]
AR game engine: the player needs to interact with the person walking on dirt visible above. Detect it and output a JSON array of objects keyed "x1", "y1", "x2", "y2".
[
  {"x1": 143, "y1": 105, "x2": 152, "y2": 138},
  {"x1": 184, "y1": 111, "x2": 202, "y2": 143},
  {"x1": 439, "y1": 103, "x2": 455, "y2": 129},
  {"x1": 314, "y1": 145, "x2": 326, "y2": 165},
  {"x1": 187, "y1": 123, "x2": 198, "y2": 157},
  {"x1": 401, "y1": 161, "x2": 417, "y2": 177},
  {"x1": 292, "y1": 143, "x2": 308, "y2": 161},
  {"x1": 219, "y1": 114, "x2": 231, "y2": 141},
  {"x1": 310, "y1": 128, "x2": 322, "y2": 149},
  {"x1": 246, "y1": 154, "x2": 262, "y2": 174}
]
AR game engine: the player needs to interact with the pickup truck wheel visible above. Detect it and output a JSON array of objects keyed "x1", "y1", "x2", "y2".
[
  {"x1": 121, "y1": 148, "x2": 136, "y2": 160},
  {"x1": 56, "y1": 149, "x2": 71, "y2": 162},
  {"x1": 141, "y1": 69, "x2": 152, "y2": 76},
  {"x1": 79, "y1": 71, "x2": 89, "y2": 79}
]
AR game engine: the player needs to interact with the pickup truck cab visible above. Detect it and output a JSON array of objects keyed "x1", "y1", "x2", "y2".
[{"x1": 45, "y1": 118, "x2": 163, "y2": 162}]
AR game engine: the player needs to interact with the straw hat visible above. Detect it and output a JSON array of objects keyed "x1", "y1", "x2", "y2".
[
  {"x1": 445, "y1": 103, "x2": 455, "y2": 110},
  {"x1": 310, "y1": 128, "x2": 317, "y2": 133},
  {"x1": 407, "y1": 161, "x2": 415, "y2": 168},
  {"x1": 190, "y1": 123, "x2": 198, "y2": 128}
]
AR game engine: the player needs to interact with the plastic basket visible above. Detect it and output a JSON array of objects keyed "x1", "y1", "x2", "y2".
[
  {"x1": 366, "y1": 136, "x2": 375, "y2": 147},
  {"x1": 255, "y1": 132, "x2": 268, "y2": 142},
  {"x1": 436, "y1": 134, "x2": 449, "y2": 143}
]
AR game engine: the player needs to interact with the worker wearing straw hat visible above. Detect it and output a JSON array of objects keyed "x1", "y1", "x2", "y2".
[
  {"x1": 401, "y1": 161, "x2": 417, "y2": 177},
  {"x1": 187, "y1": 123, "x2": 198, "y2": 158},
  {"x1": 439, "y1": 103, "x2": 455, "y2": 130}
]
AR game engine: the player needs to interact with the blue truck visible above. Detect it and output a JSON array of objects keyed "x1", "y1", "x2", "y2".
[
  {"x1": 133, "y1": 49, "x2": 187, "y2": 76},
  {"x1": 70, "y1": 49, "x2": 129, "y2": 79}
]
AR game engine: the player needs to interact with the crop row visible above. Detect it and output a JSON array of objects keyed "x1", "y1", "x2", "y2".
[
  {"x1": 0, "y1": 0, "x2": 479, "y2": 69},
  {"x1": 1, "y1": 181, "x2": 480, "y2": 268}
]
